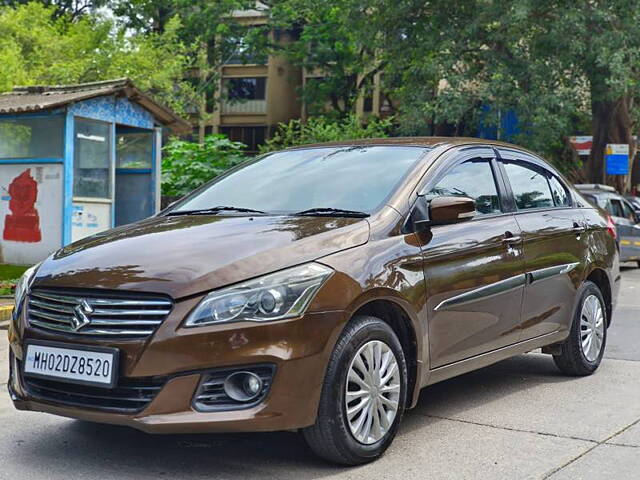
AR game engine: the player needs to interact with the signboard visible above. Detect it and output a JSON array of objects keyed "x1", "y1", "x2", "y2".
[
  {"x1": 0, "y1": 164, "x2": 63, "y2": 264},
  {"x1": 606, "y1": 144, "x2": 629, "y2": 175},
  {"x1": 569, "y1": 136, "x2": 593, "y2": 155},
  {"x1": 71, "y1": 201, "x2": 111, "y2": 243}
]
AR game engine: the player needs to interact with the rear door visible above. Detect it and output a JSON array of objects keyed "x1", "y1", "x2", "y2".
[
  {"x1": 497, "y1": 149, "x2": 587, "y2": 340},
  {"x1": 419, "y1": 147, "x2": 526, "y2": 368}
]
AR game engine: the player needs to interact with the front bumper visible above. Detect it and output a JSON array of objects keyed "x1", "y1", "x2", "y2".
[{"x1": 8, "y1": 304, "x2": 347, "y2": 433}]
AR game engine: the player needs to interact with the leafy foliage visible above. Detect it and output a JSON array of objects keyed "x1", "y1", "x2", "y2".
[
  {"x1": 161, "y1": 134, "x2": 247, "y2": 197},
  {"x1": 268, "y1": 0, "x2": 385, "y2": 116},
  {"x1": 260, "y1": 115, "x2": 392, "y2": 152},
  {"x1": 0, "y1": 2, "x2": 193, "y2": 114}
]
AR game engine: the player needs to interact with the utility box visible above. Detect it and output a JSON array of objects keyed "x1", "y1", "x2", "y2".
[{"x1": 0, "y1": 79, "x2": 189, "y2": 265}]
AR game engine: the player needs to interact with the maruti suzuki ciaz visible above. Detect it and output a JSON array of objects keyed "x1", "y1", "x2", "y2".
[{"x1": 8, "y1": 138, "x2": 619, "y2": 465}]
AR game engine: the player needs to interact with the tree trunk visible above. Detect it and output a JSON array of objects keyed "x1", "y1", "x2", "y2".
[{"x1": 588, "y1": 95, "x2": 635, "y2": 192}]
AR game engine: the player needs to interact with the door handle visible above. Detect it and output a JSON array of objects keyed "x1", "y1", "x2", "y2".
[
  {"x1": 502, "y1": 231, "x2": 522, "y2": 244},
  {"x1": 572, "y1": 222, "x2": 585, "y2": 234}
]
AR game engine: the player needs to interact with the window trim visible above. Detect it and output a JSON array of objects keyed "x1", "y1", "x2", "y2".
[
  {"x1": 495, "y1": 149, "x2": 575, "y2": 214},
  {"x1": 415, "y1": 146, "x2": 510, "y2": 221}
]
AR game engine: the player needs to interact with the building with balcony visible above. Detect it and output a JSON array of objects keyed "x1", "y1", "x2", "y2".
[{"x1": 203, "y1": 4, "x2": 392, "y2": 152}]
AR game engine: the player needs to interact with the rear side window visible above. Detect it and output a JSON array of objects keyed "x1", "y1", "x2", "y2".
[
  {"x1": 425, "y1": 158, "x2": 501, "y2": 215},
  {"x1": 549, "y1": 176, "x2": 570, "y2": 207},
  {"x1": 503, "y1": 161, "x2": 553, "y2": 210},
  {"x1": 607, "y1": 199, "x2": 623, "y2": 217}
]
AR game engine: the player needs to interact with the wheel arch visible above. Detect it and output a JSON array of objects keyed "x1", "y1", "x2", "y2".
[
  {"x1": 349, "y1": 295, "x2": 423, "y2": 409},
  {"x1": 585, "y1": 267, "x2": 612, "y2": 326}
]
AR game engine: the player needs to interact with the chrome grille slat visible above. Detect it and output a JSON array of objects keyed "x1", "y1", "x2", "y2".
[
  {"x1": 29, "y1": 298, "x2": 76, "y2": 314},
  {"x1": 31, "y1": 291, "x2": 170, "y2": 307},
  {"x1": 29, "y1": 309, "x2": 73, "y2": 324},
  {"x1": 89, "y1": 318, "x2": 162, "y2": 326},
  {"x1": 27, "y1": 288, "x2": 173, "y2": 338},
  {"x1": 28, "y1": 319, "x2": 155, "y2": 336},
  {"x1": 90, "y1": 308, "x2": 170, "y2": 316}
]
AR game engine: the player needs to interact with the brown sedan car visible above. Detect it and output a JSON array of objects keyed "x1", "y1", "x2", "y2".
[{"x1": 9, "y1": 138, "x2": 619, "y2": 465}]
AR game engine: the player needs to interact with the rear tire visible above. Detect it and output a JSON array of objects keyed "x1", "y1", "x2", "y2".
[
  {"x1": 303, "y1": 315, "x2": 408, "y2": 465},
  {"x1": 553, "y1": 281, "x2": 607, "y2": 376}
]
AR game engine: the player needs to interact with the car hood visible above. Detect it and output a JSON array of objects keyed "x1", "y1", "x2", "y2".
[{"x1": 33, "y1": 214, "x2": 370, "y2": 299}]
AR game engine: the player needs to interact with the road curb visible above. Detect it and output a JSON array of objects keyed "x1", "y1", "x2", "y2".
[{"x1": 0, "y1": 305, "x2": 14, "y2": 330}]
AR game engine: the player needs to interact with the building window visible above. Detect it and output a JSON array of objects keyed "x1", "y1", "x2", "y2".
[
  {"x1": 74, "y1": 118, "x2": 111, "y2": 199},
  {"x1": 0, "y1": 116, "x2": 64, "y2": 159},
  {"x1": 220, "y1": 126, "x2": 267, "y2": 153},
  {"x1": 226, "y1": 27, "x2": 268, "y2": 65},
  {"x1": 225, "y1": 77, "x2": 267, "y2": 101}
]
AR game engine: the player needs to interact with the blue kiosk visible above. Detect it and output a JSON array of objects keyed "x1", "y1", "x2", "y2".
[{"x1": 0, "y1": 79, "x2": 189, "y2": 265}]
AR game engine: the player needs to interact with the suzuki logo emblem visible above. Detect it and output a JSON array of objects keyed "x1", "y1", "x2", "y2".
[{"x1": 71, "y1": 299, "x2": 93, "y2": 331}]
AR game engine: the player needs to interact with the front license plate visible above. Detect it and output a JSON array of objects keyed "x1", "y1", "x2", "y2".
[{"x1": 23, "y1": 341, "x2": 119, "y2": 388}]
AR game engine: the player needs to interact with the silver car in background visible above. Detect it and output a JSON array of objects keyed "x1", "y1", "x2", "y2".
[{"x1": 576, "y1": 184, "x2": 640, "y2": 266}]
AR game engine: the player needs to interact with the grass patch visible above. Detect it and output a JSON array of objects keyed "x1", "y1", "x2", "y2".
[
  {"x1": 0, "y1": 264, "x2": 30, "y2": 296},
  {"x1": 0, "y1": 264, "x2": 29, "y2": 280}
]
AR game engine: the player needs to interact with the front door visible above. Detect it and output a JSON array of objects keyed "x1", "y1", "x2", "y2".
[
  {"x1": 419, "y1": 148, "x2": 526, "y2": 368},
  {"x1": 497, "y1": 152, "x2": 587, "y2": 340}
]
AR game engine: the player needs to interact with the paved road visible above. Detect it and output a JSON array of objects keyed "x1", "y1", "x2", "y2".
[{"x1": 1, "y1": 268, "x2": 640, "y2": 479}]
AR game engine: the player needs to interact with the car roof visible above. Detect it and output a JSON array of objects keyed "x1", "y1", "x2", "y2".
[{"x1": 287, "y1": 136, "x2": 540, "y2": 156}]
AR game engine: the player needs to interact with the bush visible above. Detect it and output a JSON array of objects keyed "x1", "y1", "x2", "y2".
[
  {"x1": 162, "y1": 134, "x2": 247, "y2": 197},
  {"x1": 260, "y1": 114, "x2": 393, "y2": 152}
]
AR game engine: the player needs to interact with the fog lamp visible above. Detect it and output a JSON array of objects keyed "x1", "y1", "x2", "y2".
[{"x1": 223, "y1": 371, "x2": 264, "y2": 402}]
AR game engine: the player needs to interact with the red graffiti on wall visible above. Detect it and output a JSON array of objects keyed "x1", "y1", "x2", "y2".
[{"x1": 3, "y1": 169, "x2": 41, "y2": 243}]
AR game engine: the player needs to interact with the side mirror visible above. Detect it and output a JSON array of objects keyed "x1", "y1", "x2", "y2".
[
  {"x1": 411, "y1": 195, "x2": 477, "y2": 230},
  {"x1": 430, "y1": 196, "x2": 477, "y2": 225}
]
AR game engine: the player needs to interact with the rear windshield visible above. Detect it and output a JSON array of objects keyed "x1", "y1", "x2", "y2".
[
  {"x1": 580, "y1": 193, "x2": 602, "y2": 208},
  {"x1": 169, "y1": 146, "x2": 429, "y2": 215}
]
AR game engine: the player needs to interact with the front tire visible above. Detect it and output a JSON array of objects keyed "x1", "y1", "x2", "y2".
[
  {"x1": 303, "y1": 315, "x2": 408, "y2": 465},
  {"x1": 553, "y1": 281, "x2": 607, "y2": 376}
]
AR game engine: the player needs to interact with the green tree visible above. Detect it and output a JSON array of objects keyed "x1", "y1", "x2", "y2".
[
  {"x1": 0, "y1": 2, "x2": 193, "y2": 114},
  {"x1": 161, "y1": 134, "x2": 247, "y2": 197},
  {"x1": 354, "y1": 0, "x2": 640, "y2": 187},
  {"x1": 107, "y1": 0, "x2": 262, "y2": 142},
  {"x1": 0, "y1": 0, "x2": 103, "y2": 19},
  {"x1": 267, "y1": 0, "x2": 386, "y2": 117},
  {"x1": 260, "y1": 114, "x2": 392, "y2": 152}
]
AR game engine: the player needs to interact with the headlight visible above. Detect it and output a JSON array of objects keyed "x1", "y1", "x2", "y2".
[
  {"x1": 185, "y1": 263, "x2": 333, "y2": 327},
  {"x1": 14, "y1": 263, "x2": 40, "y2": 311}
]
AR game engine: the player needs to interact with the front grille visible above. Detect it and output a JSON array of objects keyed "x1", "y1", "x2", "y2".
[
  {"x1": 193, "y1": 365, "x2": 275, "y2": 411},
  {"x1": 23, "y1": 373, "x2": 165, "y2": 413},
  {"x1": 27, "y1": 288, "x2": 173, "y2": 338}
]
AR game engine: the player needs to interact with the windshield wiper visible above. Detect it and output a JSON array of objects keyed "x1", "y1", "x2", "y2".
[
  {"x1": 167, "y1": 206, "x2": 266, "y2": 216},
  {"x1": 293, "y1": 207, "x2": 370, "y2": 218}
]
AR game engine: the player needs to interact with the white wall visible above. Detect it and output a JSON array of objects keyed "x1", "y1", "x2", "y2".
[{"x1": 0, "y1": 164, "x2": 63, "y2": 265}]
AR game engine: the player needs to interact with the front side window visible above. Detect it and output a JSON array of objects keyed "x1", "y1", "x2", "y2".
[
  {"x1": 170, "y1": 146, "x2": 428, "y2": 215},
  {"x1": 425, "y1": 158, "x2": 501, "y2": 215},
  {"x1": 73, "y1": 118, "x2": 111, "y2": 199},
  {"x1": 503, "y1": 161, "x2": 553, "y2": 210}
]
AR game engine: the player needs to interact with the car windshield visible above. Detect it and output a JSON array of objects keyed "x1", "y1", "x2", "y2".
[{"x1": 168, "y1": 146, "x2": 429, "y2": 215}]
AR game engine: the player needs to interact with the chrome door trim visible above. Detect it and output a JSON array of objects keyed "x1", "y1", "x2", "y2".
[
  {"x1": 434, "y1": 273, "x2": 527, "y2": 311},
  {"x1": 528, "y1": 262, "x2": 579, "y2": 284}
]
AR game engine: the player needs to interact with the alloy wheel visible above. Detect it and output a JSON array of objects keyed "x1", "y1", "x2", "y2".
[
  {"x1": 580, "y1": 294, "x2": 605, "y2": 362},
  {"x1": 345, "y1": 340, "x2": 401, "y2": 445}
]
